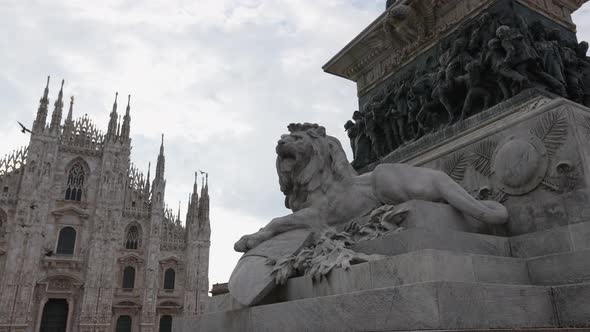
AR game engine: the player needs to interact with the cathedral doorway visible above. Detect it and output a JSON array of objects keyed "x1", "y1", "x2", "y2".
[
  {"x1": 159, "y1": 315, "x2": 172, "y2": 332},
  {"x1": 39, "y1": 299, "x2": 68, "y2": 332},
  {"x1": 115, "y1": 315, "x2": 132, "y2": 332}
]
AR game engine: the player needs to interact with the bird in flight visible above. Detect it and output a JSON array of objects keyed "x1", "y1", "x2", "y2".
[{"x1": 17, "y1": 121, "x2": 32, "y2": 134}]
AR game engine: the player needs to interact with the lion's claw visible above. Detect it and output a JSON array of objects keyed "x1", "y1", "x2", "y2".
[
  {"x1": 234, "y1": 236, "x2": 249, "y2": 252},
  {"x1": 233, "y1": 231, "x2": 274, "y2": 253}
]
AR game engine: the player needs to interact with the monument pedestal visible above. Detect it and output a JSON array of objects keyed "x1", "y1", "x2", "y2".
[
  {"x1": 176, "y1": 226, "x2": 590, "y2": 331},
  {"x1": 174, "y1": 95, "x2": 590, "y2": 331},
  {"x1": 176, "y1": 0, "x2": 590, "y2": 325}
]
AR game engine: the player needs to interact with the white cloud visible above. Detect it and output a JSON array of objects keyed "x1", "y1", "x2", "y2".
[
  {"x1": 5, "y1": 0, "x2": 588, "y2": 287},
  {"x1": 0, "y1": 0, "x2": 380, "y2": 285}
]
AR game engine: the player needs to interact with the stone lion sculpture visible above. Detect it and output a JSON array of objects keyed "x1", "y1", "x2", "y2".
[
  {"x1": 234, "y1": 123, "x2": 508, "y2": 253},
  {"x1": 229, "y1": 123, "x2": 508, "y2": 306}
]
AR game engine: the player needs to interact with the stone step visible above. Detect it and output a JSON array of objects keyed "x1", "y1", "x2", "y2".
[
  {"x1": 176, "y1": 281, "x2": 561, "y2": 332},
  {"x1": 528, "y1": 249, "x2": 590, "y2": 286},
  {"x1": 268, "y1": 249, "x2": 529, "y2": 305},
  {"x1": 390, "y1": 327, "x2": 588, "y2": 332},
  {"x1": 552, "y1": 282, "x2": 590, "y2": 328},
  {"x1": 205, "y1": 249, "x2": 528, "y2": 314},
  {"x1": 509, "y1": 220, "x2": 590, "y2": 259},
  {"x1": 206, "y1": 249, "x2": 590, "y2": 314},
  {"x1": 351, "y1": 227, "x2": 511, "y2": 257}
]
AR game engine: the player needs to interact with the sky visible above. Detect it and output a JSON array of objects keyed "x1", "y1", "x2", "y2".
[{"x1": 1, "y1": 1, "x2": 590, "y2": 286}]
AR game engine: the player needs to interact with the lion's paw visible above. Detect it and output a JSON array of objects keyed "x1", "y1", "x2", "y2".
[
  {"x1": 234, "y1": 235, "x2": 250, "y2": 253},
  {"x1": 233, "y1": 231, "x2": 273, "y2": 253}
]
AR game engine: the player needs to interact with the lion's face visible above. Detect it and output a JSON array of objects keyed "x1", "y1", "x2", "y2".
[
  {"x1": 276, "y1": 132, "x2": 315, "y2": 174},
  {"x1": 275, "y1": 123, "x2": 356, "y2": 211}
]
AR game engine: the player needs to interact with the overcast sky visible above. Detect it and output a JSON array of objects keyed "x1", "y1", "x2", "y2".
[{"x1": 2, "y1": 1, "x2": 590, "y2": 285}]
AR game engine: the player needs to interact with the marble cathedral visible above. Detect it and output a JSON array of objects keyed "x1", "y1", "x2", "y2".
[{"x1": 0, "y1": 77, "x2": 211, "y2": 331}]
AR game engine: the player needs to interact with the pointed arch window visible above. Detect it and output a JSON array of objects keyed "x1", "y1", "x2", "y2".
[
  {"x1": 56, "y1": 227, "x2": 76, "y2": 255},
  {"x1": 163, "y1": 268, "x2": 175, "y2": 290},
  {"x1": 125, "y1": 225, "x2": 141, "y2": 250},
  {"x1": 65, "y1": 162, "x2": 85, "y2": 201},
  {"x1": 122, "y1": 266, "x2": 136, "y2": 289}
]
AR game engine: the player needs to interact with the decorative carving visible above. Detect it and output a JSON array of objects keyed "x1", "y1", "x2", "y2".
[
  {"x1": 579, "y1": 114, "x2": 590, "y2": 138},
  {"x1": 542, "y1": 159, "x2": 582, "y2": 193},
  {"x1": 340, "y1": 0, "x2": 488, "y2": 84},
  {"x1": 492, "y1": 135, "x2": 548, "y2": 195},
  {"x1": 65, "y1": 162, "x2": 86, "y2": 202},
  {"x1": 267, "y1": 228, "x2": 386, "y2": 285},
  {"x1": 0, "y1": 146, "x2": 27, "y2": 178},
  {"x1": 530, "y1": 111, "x2": 568, "y2": 158},
  {"x1": 473, "y1": 186, "x2": 508, "y2": 203},
  {"x1": 124, "y1": 224, "x2": 142, "y2": 250},
  {"x1": 382, "y1": 2, "x2": 428, "y2": 50},
  {"x1": 117, "y1": 254, "x2": 144, "y2": 266},
  {"x1": 61, "y1": 114, "x2": 105, "y2": 152},
  {"x1": 124, "y1": 164, "x2": 151, "y2": 215},
  {"x1": 230, "y1": 123, "x2": 508, "y2": 306},
  {"x1": 344, "y1": 9, "x2": 587, "y2": 170},
  {"x1": 470, "y1": 140, "x2": 498, "y2": 177},
  {"x1": 48, "y1": 277, "x2": 72, "y2": 291},
  {"x1": 442, "y1": 152, "x2": 470, "y2": 182},
  {"x1": 161, "y1": 208, "x2": 186, "y2": 251}
]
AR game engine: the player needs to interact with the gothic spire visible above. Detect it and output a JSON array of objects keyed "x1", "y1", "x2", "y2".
[
  {"x1": 121, "y1": 94, "x2": 131, "y2": 141},
  {"x1": 186, "y1": 193, "x2": 192, "y2": 221},
  {"x1": 200, "y1": 173, "x2": 208, "y2": 198},
  {"x1": 50, "y1": 79, "x2": 65, "y2": 132},
  {"x1": 116, "y1": 115, "x2": 121, "y2": 137},
  {"x1": 193, "y1": 172, "x2": 204, "y2": 198},
  {"x1": 177, "y1": 201, "x2": 182, "y2": 224},
  {"x1": 186, "y1": 172, "x2": 200, "y2": 225},
  {"x1": 198, "y1": 173, "x2": 210, "y2": 233},
  {"x1": 144, "y1": 162, "x2": 151, "y2": 195},
  {"x1": 34, "y1": 76, "x2": 51, "y2": 132},
  {"x1": 106, "y1": 92, "x2": 119, "y2": 139},
  {"x1": 153, "y1": 134, "x2": 166, "y2": 186},
  {"x1": 66, "y1": 96, "x2": 74, "y2": 123}
]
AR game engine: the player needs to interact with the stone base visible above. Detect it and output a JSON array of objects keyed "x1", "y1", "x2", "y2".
[
  {"x1": 368, "y1": 96, "x2": 590, "y2": 237},
  {"x1": 177, "y1": 281, "x2": 589, "y2": 331},
  {"x1": 179, "y1": 223, "x2": 590, "y2": 331},
  {"x1": 178, "y1": 96, "x2": 590, "y2": 331}
]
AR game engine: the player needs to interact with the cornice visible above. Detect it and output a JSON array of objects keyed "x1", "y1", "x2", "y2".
[{"x1": 323, "y1": 0, "x2": 587, "y2": 95}]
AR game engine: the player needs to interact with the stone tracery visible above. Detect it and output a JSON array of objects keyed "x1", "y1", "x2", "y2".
[{"x1": 65, "y1": 162, "x2": 86, "y2": 201}]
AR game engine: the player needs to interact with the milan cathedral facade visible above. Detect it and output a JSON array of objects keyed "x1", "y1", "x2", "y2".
[{"x1": 0, "y1": 77, "x2": 211, "y2": 331}]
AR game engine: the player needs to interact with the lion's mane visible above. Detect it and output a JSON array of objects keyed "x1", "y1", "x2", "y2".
[{"x1": 277, "y1": 123, "x2": 357, "y2": 211}]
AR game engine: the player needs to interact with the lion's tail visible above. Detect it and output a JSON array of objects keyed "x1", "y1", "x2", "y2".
[{"x1": 442, "y1": 180, "x2": 509, "y2": 225}]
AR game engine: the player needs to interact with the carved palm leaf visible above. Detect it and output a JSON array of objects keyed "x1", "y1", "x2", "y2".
[
  {"x1": 470, "y1": 140, "x2": 497, "y2": 177},
  {"x1": 580, "y1": 115, "x2": 590, "y2": 138},
  {"x1": 530, "y1": 111, "x2": 568, "y2": 158},
  {"x1": 442, "y1": 152, "x2": 469, "y2": 182}
]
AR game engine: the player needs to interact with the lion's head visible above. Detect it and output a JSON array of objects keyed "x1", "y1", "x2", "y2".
[{"x1": 276, "y1": 123, "x2": 356, "y2": 211}]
